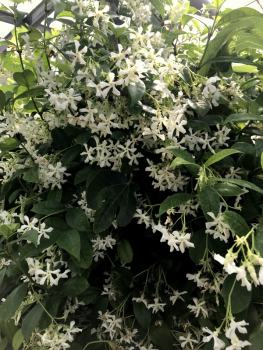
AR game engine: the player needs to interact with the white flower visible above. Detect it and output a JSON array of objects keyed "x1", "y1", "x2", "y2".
[
  {"x1": 170, "y1": 290, "x2": 187, "y2": 304},
  {"x1": 187, "y1": 298, "x2": 208, "y2": 318},
  {"x1": 205, "y1": 211, "x2": 231, "y2": 242},
  {"x1": 179, "y1": 332, "x2": 198, "y2": 349},
  {"x1": 147, "y1": 298, "x2": 166, "y2": 313},
  {"x1": 133, "y1": 209, "x2": 151, "y2": 228},
  {"x1": 110, "y1": 44, "x2": 131, "y2": 67},
  {"x1": 202, "y1": 327, "x2": 225, "y2": 350},
  {"x1": 18, "y1": 215, "x2": 38, "y2": 233},
  {"x1": 225, "y1": 320, "x2": 249, "y2": 340},
  {"x1": 65, "y1": 40, "x2": 87, "y2": 67},
  {"x1": 99, "y1": 72, "x2": 123, "y2": 98},
  {"x1": 226, "y1": 339, "x2": 251, "y2": 350}
]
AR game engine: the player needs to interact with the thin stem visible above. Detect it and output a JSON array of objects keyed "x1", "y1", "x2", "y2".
[{"x1": 44, "y1": 1, "x2": 52, "y2": 70}]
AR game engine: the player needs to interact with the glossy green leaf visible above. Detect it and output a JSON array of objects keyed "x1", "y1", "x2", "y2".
[
  {"x1": 62, "y1": 276, "x2": 89, "y2": 297},
  {"x1": 222, "y1": 211, "x2": 249, "y2": 236},
  {"x1": 149, "y1": 319, "x2": 174, "y2": 350},
  {"x1": 170, "y1": 149, "x2": 199, "y2": 175},
  {"x1": 12, "y1": 229, "x2": 39, "y2": 247},
  {"x1": 159, "y1": 193, "x2": 193, "y2": 216},
  {"x1": 224, "y1": 114, "x2": 263, "y2": 125},
  {"x1": 13, "y1": 87, "x2": 45, "y2": 101},
  {"x1": 231, "y1": 142, "x2": 256, "y2": 157},
  {"x1": 117, "y1": 239, "x2": 133, "y2": 263},
  {"x1": 133, "y1": 300, "x2": 151, "y2": 331},
  {"x1": 0, "y1": 283, "x2": 28, "y2": 322},
  {"x1": 255, "y1": 225, "x2": 263, "y2": 257},
  {"x1": 32, "y1": 201, "x2": 66, "y2": 216},
  {"x1": 22, "y1": 164, "x2": 39, "y2": 183},
  {"x1": 22, "y1": 302, "x2": 45, "y2": 341},
  {"x1": 205, "y1": 149, "x2": 242, "y2": 167},
  {"x1": 13, "y1": 70, "x2": 37, "y2": 88},
  {"x1": 187, "y1": 119, "x2": 210, "y2": 132},
  {"x1": 198, "y1": 186, "x2": 220, "y2": 220},
  {"x1": 222, "y1": 275, "x2": 251, "y2": 314},
  {"x1": 249, "y1": 322, "x2": 263, "y2": 350},
  {"x1": 170, "y1": 157, "x2": 198, "y2": 168},
  {"x1": 71, "y1": 232, "x2": 93, "y2": 269},
  {"x1": 12, "y1": 329, "x2": 24, "y2": 350},
  {"x1": 149, "y1": 0, "x2": 165, "y2": 17},
  {"x1": 232, "y1": 64, "x2": 259, "y2": 73},
  {"x1": 217, "y1": 7, "x2": 262, "y2": 27},
  {"x1": 213, "y1": 183, "x2": 244, "y2": 197},
  {"x1": 74, "y1": 166, "x2": 91, "y2": 185},
  {"x1": 47, "y1": 188, "x2": 62, "y2": 203},
  {"x1": 86, "y1": 168, "x2": 138, "y2": 233},
  {"x1": 0, "y1": 138, "x2": 20, "y2": 152},
  {"x1": 66, "y1": 208, "x2": 91, "y2": 231},
  {"x1": 61, "y1": 145, "x2": 81, "y2": 166},
  {"x1": 208, "y1": 177, "x2": 263, "y2": 195},
  {"x1": 128, "y1": 80, "x2": 146, "y2": 106},
  {"x1": 79, "y1": 287, "x2": 101, "y2": 305},
  {"x1": 56, "y1": 229, "x2": 80, "y2": 261}
]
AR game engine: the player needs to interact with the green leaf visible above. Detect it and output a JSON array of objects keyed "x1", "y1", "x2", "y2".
[
  {"x1": 74, "y1": 166, "x2": 91, "y2": 185},
  {"x1": 0, "y1": 138, "x2": 20, "y2": 152},
  {"x1": 56, "y1": 229, "x2": 80, "y2": 261},
  {"x1": 86, "y1": 168, "x2": 138, "y2": 233},
  {"x1": 170, "y1": 157, "x2": 198, "y2": 168},
  {"x1": 117, "y1": 239, "x2": 133, "y2": 263},
  {"x1": 188, "y1": 99, "x2": 210, "y2": 117},
  {"x1": 31, "y1": 201, "x2": 66, "y2": 216},
  {"x1": 0, "y1": 283, "x2": 28, "y2": 322},
  {"x1": 62, "y1": 276, "x2": 89, "y2": 297},
  {"x1": 61, "y1": 145, "x2": 81, "y2": 166},
  {"x1": 13, "y1": 87, "x2": 45, "y2": 101},
  {"x1": 231, "y1": 142, "x2": 256, "y2": 157},
  {"x1": 255, "y1": 225, "x2": 263, "y2": 257},
  {"x1": 12, "y1": 329, "x2": 24, "y2": 350},
  {"x1": 200, "y1": 114, "x2": 223, "y2": 125},
  {"x1": 47, "y1": 188, "x2": 62, "y2": 203},
  {"x1": 187, "y1": 119, "x2": 210, "y2": 132},
  {"x1": 66, "y1": 208, "x2": 91, "y2": 231},
  {"x1": 79, "y1": 287, "x2": 101, "y2": 305},
  {"x1": 13, "y1": 70, "x2": 37, "y2": 88},
  {"x1": 212, "y1": 0, "x2": 223, "y2": 9},
  {"x1": 189, "y1": 229, "x2": 206, "y2": 264},
  {"x1": 224, "y1": 114, "x2": 263, "y2": 125},
  {"x1": 0, "y1": 90, "x2": 6, "y2": 110},
  {"x1": 127, "y1": 80, "x2": 146, "y2": 106},
  {"x1": 13, "y1": 229, "x2": 39, "y2": 247},
  {"x1": 22, "y1": 164, "x2": 39, "y2": 183},
  {"x1": 249, "y1": 322, "x2": 263, "y2": 350},
  {"x1": 205, "y1": 149, "x2": 242, "y2": 167},
  {"x1": 159, "y1": 193, "x2": 193, "y2": 216},
  {"x1": 222, "y1": 275, "x2": 251, "y2": 314},
  {"x1": 208, "y1": 177, "x2": 263, "y2": 195},
  {"x1": 71, "y1": 233, "x2": 93, "y2": 269},
  {"x1": 0, "y1": 225, "x2": 12, "y2": 239},
  {"x1": 149, "y1": 0, "x2": 165, "y2": 17},
  {"x1": 45, "y1": 217, "x2": 69, "y2": 231},
  {"x1": 170, "y1": 149, "x2": 199, "y2": 175},
  {"x1": 149, "y1": 319, "x2": 174, "y2": 350},
  {"x1": 232, "y1": 64, "x2": 259, "y2": 74},
  {"x1": 133, "y1": 300, "x2": 151, "y2": 331},
  {"x1": 217, "y1": 7, "x2": 262, "y2": 28},
  {"x1": 222, "y1": 211, "x2": 250, "y2": 236},
  {"x1": 213, "y1": 183, "x2": 244, "y2": 197},
  {"x1": 198, "y1": 186, "x2": 220, "y2": 220},
  {"x1": 22, "y1": 302, "x2": 45, "y2": 342}
]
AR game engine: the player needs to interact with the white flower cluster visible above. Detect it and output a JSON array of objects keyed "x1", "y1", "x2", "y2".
[
  {"x1": 18, "y1": 215, "x2": 53, "y2": 245},
  {"x1": 91, "y1": 234, "x2": 117, "y2": 262}
]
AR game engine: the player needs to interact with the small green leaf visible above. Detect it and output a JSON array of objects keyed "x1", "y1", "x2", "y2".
[
  {"x1": 56, "y1": 229, "x2": 80, "y2": 261},
  {"x1": 222, "y1": 275, "x2": 251, "y2": 314},
  {"x1": 79, "y1": 287, "x2": 101, "y2": 305},
  {"x1": 209, "y1": 178, "x2": 263, "y2": 195},
  {"x1": 62, "y1": 276, "x2": 89, "y2": 297},
  {"x1": 0, "y1": 283, "x2": 28, "y2": 322},
  {"x1": 255, "y1": 139, "x2": 263, "y2": 157},
  {"x1": 13, "y1": 87, "x2": 45, "y2": 101},
  {"x1": 198, "y1": 186, "x2": 220, "y2": 220},
  {"x1": 22, "y1": 164, "x2": 39, "y2": 183},
  {"x1": 232, "y1": 64, "x2": 259, "y2": 74},
  {"x1": 133, "y1": 300, "x2": 151, "y2": 331},
  {"x1": 71, "y1": 233, "x2": 93, "y2": 269},
  {"x1": 187, "y1": 119, "x2": 210, "y2": 132},
  {"x1": 0, "y1": 225, "x2": 12, "y2": 239},
  {"x1": 204, "y1": 149, "x2": 242, "y2": 167},
  {"x1": 170, "y1": 157, "x2": 198, "y2": 168},
  {"x1": 255, "y1": 225, "x2": 263, "y2": 257},
  {"x1": 66, "y1": 208, "x2": 91, "y2": 231},
  {"x1": 224, "y1": 114, "x2": 263, "y2": 125},
  {"x1": 149, "y1": 0, "x2": 165, "y2": 17},
  {"x1": 159, "y1": 193, "x2": 193, "y2": 216},
  {"x1": 0, "y1": 138, "x2": 20, "y2": 152},
  {"x1": 32, "y1": 201, "x2": 66, "y2": 216},
  {"x1": 22, "y1": 302, "x2": 45, "y2": 341},
  {"x1": 170, "y1": 149, "x2": 199, "y2": 175},
  {"x1": 149, "y1": 319, "x2": 174, "y2": 350},
  {"x1": 47, "y1": 188, "x2": 62, "y2": 203},
  {"x1": 12, "y1": 329, "x2": 24, "y2": 350},
  {"x1": 117, "y1": 239, "x2": 133, "y2": 263},
  {"x1": 128, "y1": 80, "x2": 145, "y2": 106},
  {"x1": 222, "y1": 211, "x2": 249, "y2": 236},
  {"x1": 213, "y1": 183, "x2": 244, "y2": 197},
  {"x1": 12, "y1": 229, "x2": 39, "y2": 247},
  {"x1": 13, "y1": 70, "x2": 37, "y2": 88}
]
